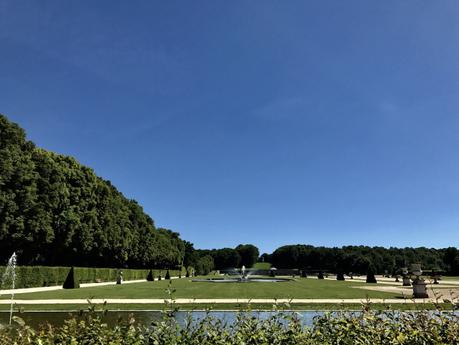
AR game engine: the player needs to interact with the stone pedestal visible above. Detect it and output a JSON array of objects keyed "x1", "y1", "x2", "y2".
[
  {"x1": 412, "y1": 279, "x2": 428, "y2": 298},
  {"x1": 116, "y1": 271, "x2": 123, "y2": 285},
  {"x1": 402, "y1": 276, "x2": 411, "y2": 286}
]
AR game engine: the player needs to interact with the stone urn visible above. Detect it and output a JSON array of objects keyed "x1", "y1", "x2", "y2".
[{"x1": 412, "y1": 279, "x2": 428, "y2": 298}]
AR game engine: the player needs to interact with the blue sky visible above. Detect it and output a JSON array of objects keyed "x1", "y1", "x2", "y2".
[{"x1": 1, "y1": 1, "x2": 458, "y2": 253}]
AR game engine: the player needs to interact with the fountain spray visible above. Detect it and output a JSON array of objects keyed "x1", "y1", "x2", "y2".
[{"x1": 2, "y1": 252, "x2": 17, "y2": 325}]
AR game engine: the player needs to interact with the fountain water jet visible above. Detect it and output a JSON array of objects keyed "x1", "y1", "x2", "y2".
[
  {"x1": 192, "y1": 266, "x2": 292, "y2": 283},
  {"x1": 2, "y1": 252, "x2": 17, "y2": 325}
]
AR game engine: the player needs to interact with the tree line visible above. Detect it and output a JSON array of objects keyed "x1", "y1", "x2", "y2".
[
  {"x1": 266, "y1": 245, "x2": 459, "y2": 275},
  {"x1": 184, "y1": 242, "x2": 259, "y2": 275}
]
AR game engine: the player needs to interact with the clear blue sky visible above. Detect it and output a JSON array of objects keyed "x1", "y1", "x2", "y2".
[{"x1": 1, "y1": 1, "x2": 458, "y2": 253}]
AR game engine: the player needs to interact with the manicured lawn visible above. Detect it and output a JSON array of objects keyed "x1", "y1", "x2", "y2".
[
  {"x1": 252, "y1": 262, "x2": 272, "y2": 269},
  {"x1": 1, "y1": 278, "x2": 401, "y2": 300},
  {"x1": 439, "y1": 276, "x2": 459, "y2": 281}
]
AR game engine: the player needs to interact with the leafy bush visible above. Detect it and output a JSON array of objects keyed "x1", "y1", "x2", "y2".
[{"x1": 1, "y1": 306, "x2": 458, "y2": 344}]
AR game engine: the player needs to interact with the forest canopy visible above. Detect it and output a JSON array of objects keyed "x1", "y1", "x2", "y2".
[{"x1": 0, "y1": 114, "x2": 184, "y2": 268}]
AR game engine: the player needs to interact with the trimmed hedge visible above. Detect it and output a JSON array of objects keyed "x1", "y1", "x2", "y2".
[
  {"x1": 0, "y1": 266, "x2": 187, "y2": 289},
  {"x1": 63, "y1": 267, "x2": 80, "y2": 289}
]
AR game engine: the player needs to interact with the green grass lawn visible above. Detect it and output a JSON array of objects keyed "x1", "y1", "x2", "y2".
[
  {"x1": 252, "y1": 262, "x2": 272, "y2": 269},
  {"x1": 438, "y1": 276, "x2": 459, "y2": 281},
  {"x1": 1, "y1": 278, "x2": 402, "y2": 300}
]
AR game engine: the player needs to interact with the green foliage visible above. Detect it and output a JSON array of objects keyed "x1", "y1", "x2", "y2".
[
  {"x1": 0, "y1": 265, "x2": 183, "y2": 288},
  {"x1": 0, "y1": 114, "x2": 185, "y2": 269},
  {"x1": 195, "y1": 255, "x2": 214, "y2": 275},
  {"x1": 1, "y1": 307, "x2": 458, "y2": 344},
  {"x1": 192, "y1": 247, "x2": 240, "y2": 270},
  {"x1": 63, "y1": 267, "x2": 80, "y2": 289},
  {"x1": 235, "y1": 243, "x2": 259, "y2": 267},
  {"x1": 271, "y1": 244, "x2": 457, "y2": 275}
]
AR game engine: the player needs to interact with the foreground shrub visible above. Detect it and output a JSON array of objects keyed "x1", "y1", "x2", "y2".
[{"x1": 1, "y1": 306, "x2": 458, "y2": 344}]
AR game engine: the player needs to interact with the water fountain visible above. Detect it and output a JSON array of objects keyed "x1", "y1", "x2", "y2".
[
  {"x1": 2, "y1": 252, "x2": 17, "y2": 325},
  {"x1": 192, "y1": 265, "x2": 292, "y2": 283}
]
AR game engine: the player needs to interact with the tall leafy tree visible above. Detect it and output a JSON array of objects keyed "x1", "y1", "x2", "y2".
[
  {"x1": 0, "y1": 114, "x2": 186, "y2": 268},
  {"x1": 235, "y1": 244, "x2": 259, "y2": 267}
]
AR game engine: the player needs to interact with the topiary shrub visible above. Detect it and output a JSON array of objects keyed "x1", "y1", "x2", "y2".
[
  {"x1": 366, "y1": 266, "x2": 377, "y2": 283},
  {"x1": 146, "y1": 269, "x2": 154, "y2": 281},
  {"x1": 336, "y1": 271, "x2": 345, "y2": 281},
  {"x1": 165, "y1": 269, "x2": 171, "y2": 280},
  {"x1": 63, "y1": 267, "x2": 80, "y2": 289}
]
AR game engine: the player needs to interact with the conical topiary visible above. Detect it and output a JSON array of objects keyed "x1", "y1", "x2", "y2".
[
  {"x1": 336, "y1": 271, "x2": 345, "y2": 281},
  {"x1": 147, "y1": 269, "x2": 154, "y2": 281},
  {"x1": 165, "y1": 269, "x2": 171, "y2": 280},
  {"x1": 366, "y1": 266, "x2": 377, "y2": 283},
  {"x1": 63, "y1": 267, "x2": 80, "y2": 289}
]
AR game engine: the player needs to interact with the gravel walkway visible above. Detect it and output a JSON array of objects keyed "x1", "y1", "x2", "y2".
[{"x1": 0, "y1": 277, "x2": 178, "y2": 295}]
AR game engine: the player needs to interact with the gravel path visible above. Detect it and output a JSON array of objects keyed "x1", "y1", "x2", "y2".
[{"x1": 0, "y1": 277, "x2": 179, "y2": 295}]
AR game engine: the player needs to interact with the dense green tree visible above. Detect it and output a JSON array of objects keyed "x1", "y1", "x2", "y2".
[
  {"x1": 235, "y1": 244, "x2": 259, "y2": 267},
  {"x1": 0, "y1": 115, "x2": 185, "y2": 269},
  {"x1": 204, "y1": 248, "x2": 240, "y2": 269},
  {"x1": 195, "y1": 255, "x2": 214, "y2": 275},
  {"x1": 270, "y1": 244, "x2": 455, "y2": 275}
]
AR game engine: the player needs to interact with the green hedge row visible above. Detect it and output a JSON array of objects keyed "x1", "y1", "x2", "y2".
[
  {"x1": 1, "y1": 308, "x2": 458, "y2": 344},
  {"x1": 0, "y1": 266, "x2": 186, "y2": 289}
]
